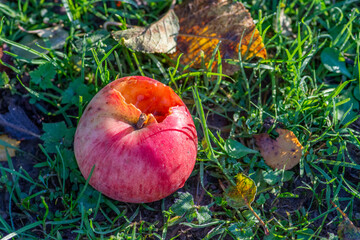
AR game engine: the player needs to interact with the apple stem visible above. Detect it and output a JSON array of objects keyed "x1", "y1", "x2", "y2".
[{"x1": 136, "y1": 113, "x2": 147, "y2": 129}]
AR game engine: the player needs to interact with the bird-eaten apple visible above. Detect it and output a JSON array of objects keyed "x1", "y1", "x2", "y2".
[{"x1": 74, "y1": 76, "x2": 198, "y2": 203}]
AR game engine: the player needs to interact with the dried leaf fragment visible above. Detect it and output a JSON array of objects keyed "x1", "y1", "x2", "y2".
[
  {"x1": 112, "y1": 9, "x2": 179, "y2": 53},
  {"x1": 0, "y1": 135, "x2": 20, "y2": 161},
  {"x1": 254, "y1": 129, "x2": 303, "y2": 170},
  {"x1": 173, "y1": 0, "x2": 267, "y2": 75}
]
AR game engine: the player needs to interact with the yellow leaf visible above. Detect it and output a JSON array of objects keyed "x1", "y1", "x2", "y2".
[
  {"x1": 0, "y1": 135, "x2": 20, "y2": 161},
  {"x1": 226, "y1": 173, "x2": 269, "y2": 235},
  {"x1": 226, "y1": 173, "x2": 257, "y2": 208}
]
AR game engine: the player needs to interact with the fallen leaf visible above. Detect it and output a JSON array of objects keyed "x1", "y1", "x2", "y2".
[
  {"x1": 225, "y1": 173, "x2": 269, "y2": 235},
  {"x1": 339, "y1": 219, "x2": 360, "y2": 240},
  {"x1": 12, "y1": 25, "x2": 69, "y2": 59},
  {"x1": 331, "y1": 201, "x2": 360, "y2": 240},
  {"x1": 0, "y1": 104, "x2": 41, "y2": 140},
  {"x1": 112, "y1": 8, "x2": 179, "y2": 53},
  {"x1": 0, "y1": 135, "x2": 20, "y2": 161},
  {"x1": 226, "y1": 173, "x2": 256, "y2": 209},
  {"x1": 254, "y1": 128, "x2": 303, "y2": 170},
  {"x1": 172, "y1": 0, "x2": 267, "y2": 75}
]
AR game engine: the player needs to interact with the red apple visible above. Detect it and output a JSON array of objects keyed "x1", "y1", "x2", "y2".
[{"x1": 74, "y1": 76, "x2": 198, "y2": 203}]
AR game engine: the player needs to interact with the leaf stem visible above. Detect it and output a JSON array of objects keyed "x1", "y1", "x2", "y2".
[
  {"x1": 246, "y1": 201, "x2": 269, "y2": 235},
  {"x1": 330, "y1": 200, "x2": 349, "y2": 220}
]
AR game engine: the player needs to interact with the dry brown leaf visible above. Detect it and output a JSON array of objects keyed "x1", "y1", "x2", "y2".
[
  {"x1": 112, "y1": 8, "x2": 179, "y2": 53},
  {"x1": 0, "y1": 134, "x2": 20, "y2": 161},
  {"x1": 254, "y1": 129, "x2": 303, "y2": 170},
  {"x1": 172, "y1": 0, "x2": 267, "y2": 75}
]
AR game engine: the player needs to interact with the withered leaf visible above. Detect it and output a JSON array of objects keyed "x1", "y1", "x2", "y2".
[
  {"x1": 339, "y1": 219, "x2": 360, "y2": 240},
  {"x1": 226, "y1": 173, "x2": 269, "y2": 235},
  {"x1": 331, "y1": 201, "x2": 360, "y2": 240},
  {"x1": 0, "y1": 135, "x2": 20, "y2": 161},
  {"x1": 112, "y1": 9, "x2": 179, "y2": 53},
  {"x1": 0, "y1": 104, "x2": 41, "y2": 140},
  {"x1": 226, "y1": 173, "x2": 257, "y2": 209},
  {"x1": 12, "y1": 25, "x2": 69, "y2": 59},
  {"x1": 254, "y1": 129, "x2": 303, "y2": 170},
  {"x1": 173, "y1": 0, "x2": 267, "y2": 75}
]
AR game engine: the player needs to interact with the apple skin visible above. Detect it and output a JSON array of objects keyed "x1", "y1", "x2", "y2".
[{"x1": 74, "y1": 76, "x2": 198, "y2": 203}]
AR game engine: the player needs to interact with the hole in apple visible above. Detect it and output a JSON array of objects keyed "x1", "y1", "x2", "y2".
[{"x1": 116, "y1": 77, "x2": 185, "y2": 123}]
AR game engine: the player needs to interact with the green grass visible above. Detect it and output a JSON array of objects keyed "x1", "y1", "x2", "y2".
[{"x1": 0, "y1": 0, "x2": 360, "y2": 239}]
